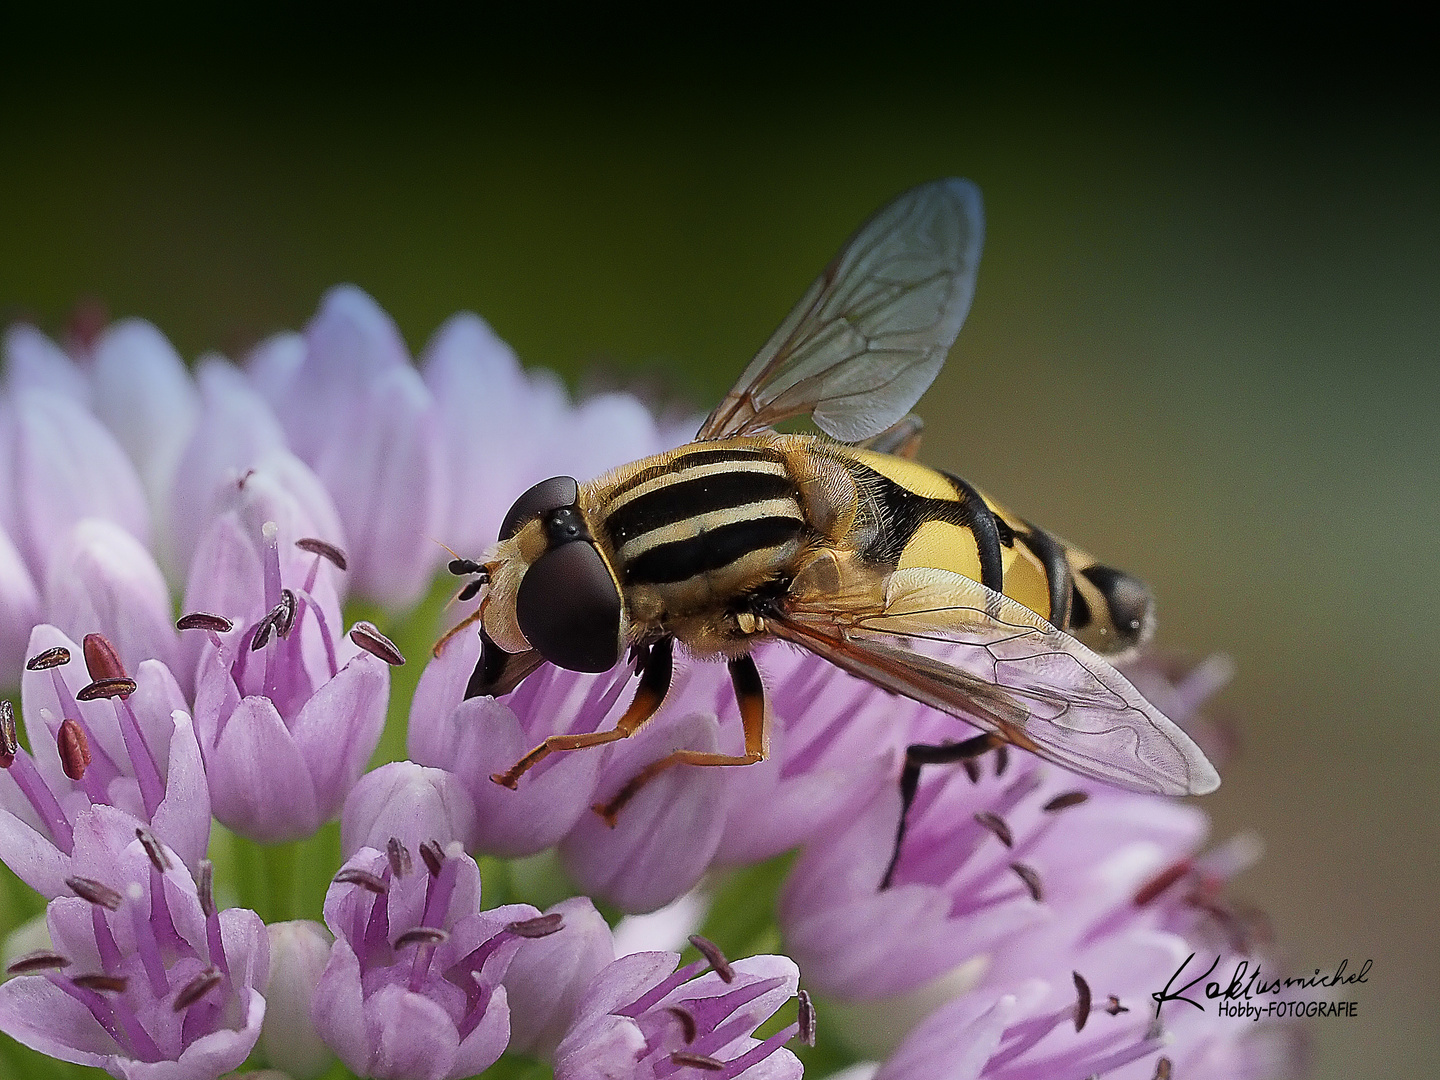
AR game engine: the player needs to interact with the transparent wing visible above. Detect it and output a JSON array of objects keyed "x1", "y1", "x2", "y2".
[
  {"x1": 699, "y1": 179, "x2": 984, "y2": 443},
  {"x1": 770, "y1": 567, "x2": 1220, "y2": 796}
]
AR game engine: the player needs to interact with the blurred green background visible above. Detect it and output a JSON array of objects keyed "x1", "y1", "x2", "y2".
[{"x1": 2, "y1": 15, "x2": 1435, "y2": 1079}]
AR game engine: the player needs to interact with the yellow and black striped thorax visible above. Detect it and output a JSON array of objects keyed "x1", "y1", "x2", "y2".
[
  {"x1": 590, "y1": 442, "x2": 808, "y2": 594},
  {"x1": 836, "y1": 447, "x2": 1154, "y2": 656}
]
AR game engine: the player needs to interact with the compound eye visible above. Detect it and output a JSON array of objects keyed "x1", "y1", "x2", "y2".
[
  {"x1": 516, "y1": 542, "x2": 623, "y2": 672},
  {"x1": 499, "y1": 476, "x2": 581, "y2": 541}
]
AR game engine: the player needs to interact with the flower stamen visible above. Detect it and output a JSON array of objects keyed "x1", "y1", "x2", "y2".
[
  {"x1": 1042, "y1": 791, "x2": 1089, "y2": 812},
  {"x1": 7, "y1": 951, "x2": 70, "y2": 974},
  {"x1": 26, "y1": 646, "x2": 71, "y2": 670},
  {"x1": 974, "y1": 811, "x2": 1014, "y2": 848},
  {"x1": 688, "y1": 935, "x2": 735, "y2": 983},
  {"x1": 670, "y1": 1050, "x2": 726, "y2": 1071},
  {"x1": 173, "y1": 966, "x2": 223, "y2": 1011},
  {"x1": 297, "y1": 537, "x2": 349, "y2": 571},
  {"x1": 1072, "y1": 970, "x2": 1092, "y2": 1032},
  {"x1": 507, "y1": 913, "x2": 564, "y2": 938},
  {"x1": 67, "y1": 876, "x2": 122, "y2": 910},
  {"x1": 1010, "y1": 862, "x2": 1044, "y2": 902},
  {"x1": 350, "y1": 622, "x2": 406, "y2": 666},
  {"x1": 57, "y1": 719, "x2": 91, "y2": 781},
  {"x1": 797, "y1": 989, "x2": 816, "y2": 1047},
  {"x1": 386, "y1": 837, "x2": 412, "y2": 877},
  {"x1": 334, "y1": 868, "x2": 388, "y2": 894}
]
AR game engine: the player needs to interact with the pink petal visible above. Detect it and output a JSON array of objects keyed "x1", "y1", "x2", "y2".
[
  {"x1": 458, "y1": 696, "x2": 604, "y2": 857},
  {"x1": 3, "y1": 324, "x2": 90, "y2": 404},
  {"x1": 340, "y1": 761, "x2": 476, "y2": 858},
  {"x1": 290, "y1": 652, "x2": 389, "y2": 823},
  {"x1": 362, "y1": 983, "x2": 462, "y2": 1080},
  {"x1": 561, "y1": 711, "x2": 727, "y2": 914},
  {"x1": 149, "y1": 712, "x2": 212, "y2": 873},
  {"x1": 208, "y1": 696, "x2": 320, "y2": 843},
  {"x1": 9, "y1": 388, "x2": 150, "y2": 582},
  {"x1": 310, "y1": 937, "x2": 372, "y2": 1076},
  {"x1": 43, "y1": 518, "x2": 179, "y2": 687},
  {"x1": 166, "y1": 357, "x2": 288, "y2": 581},
  {"x1": 0, "y1": 971, "x2": 114, "y2": 1066},
  {"x1": 0, "y1": 520, "x2": 41, "y2": 687}
]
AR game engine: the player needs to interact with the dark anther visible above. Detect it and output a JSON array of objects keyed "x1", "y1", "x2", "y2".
[
  {"x1": 798, "y1": 988, "x2": 817, "y2": 1047},
  {"x1": 974, "y1": 811, "x2": 1013, "y2": 848},
  {"x1": 386, "y1": 837, "x2": 412, "y2": 878},
  {"x1": 395, "y1": 927, "x2": 449, "y2": 948},
  {"x1": 276, "y1": 589, "x2": 297, "y2": 637},
  {"x1": 1133, "y1": 860, "x2": 1191, "y2": 907},
  {"x1": 176, "y1": 612, "x2": 234, "y2": 633},
  {"x1": 419, "y1": 840, "x2": 445, "y2": 877},
  {"x1": 993, "y1": 744, "x2": 1010, "y2": 777},
  {"x1": 670, "y1": 1051, "x2": 726, "y2": 1071},
  {"x1": 198, "y1": 861, "x2": 217, "y2": 918},
  {"x1": 136, "y1": 827, "x2": 172, "y2": 873},
  {"x1": 1105, "y1": 995, "x2": 1129, "y2": 1015},
  {"x1": 350, "y1": 622, "x2": 406, "y2": 666},
  {"x1": 297, "y1": 537, "x2": 349, "y2": 571},
  {"x1": 962, "y1": 758, "x2": 982, "y2": 783},
  {"x1": 448, "y1": 557, "x2": 484, "y2": 577},
  {"x1": 1153, "y1": 1057, "x2": 1173, "y2": 1080},
  {"x1": 66, "y1": 876, "x2": 122, "y2": 910},
  {"x1": 507, "y1": 913, "x2": 564, "y2": 939},
  {"x1": 250, "y1": 614, "x2": 276, "y2": 651},
  {"x1": 1042, "y1": 791, "x2": 1089, "y2": 813},
  {"x1": 0, "y1": 701, "x2": 15, "y2": 767},
  {"x1": 26, "y1": 646, "x2": 71, "y2": 670},
  {"x1": 334, "y1": 868, "x2": 388, "y2": 894},
  {"x1": 82, "y1": 633, "x2": 126, "y2": 682},
  {"x1": 6, "y1": 950, "x2": 70, "y2": 975},
  {"x1": 1010, "y1": 862, "x2": 1043, "y2": 902},
  {"x1": 77, "y1": 677, "x2": 138, "y2": 701},
  {"x1": 58, "y1": 719, "x2": 91, "y2": 781},
  {"x1": 666, "y1": 1005, "x2": 698, "y2": 1043},
  {"x1": 173, "y1": 966, "x2": 223, "y2": 1011},
  {"x1": 457, "y1": 579, "x2": 485, "y2": 602},
  {"x1": 1073, "y1": 971, "x2": 1092, "y2": 1032},
  {"x1": 688, "y1": 935, "x2": 734, "y2": 983},
  {"x1": 73, "y1": 973, "x2": 128, "y2": 993}
]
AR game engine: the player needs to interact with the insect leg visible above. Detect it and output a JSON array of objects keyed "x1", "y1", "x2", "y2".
[
  {"x1": 490, "y1": 636, "x2": 675, "y2": 789},
  {"x1": 880, "y1": 732, "x2": 1000, "y2": 890},
  {"x1": 592, "y1": 653, "x2": 769, "y2": 826},
  {"x1": 434, "y1": 608, "x2": 485, "y2": 657}
]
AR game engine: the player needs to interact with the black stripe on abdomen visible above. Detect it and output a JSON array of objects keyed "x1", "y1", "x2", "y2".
[
  {"x1": 1019, "y1": 521, "x2": 1074, "y2": 630},
  {"x1": 607, "y1": 446, "x2": 788, "y2": 501},
  {"x1": 606, "y1": 470, "x2": 796, "y2": 548},
  {"x1": 940, "y1": 472, "x2": 1006, "y2": 594},
  {"x1": 625, "y1": 516, "x2": 803, "y2": 585}
]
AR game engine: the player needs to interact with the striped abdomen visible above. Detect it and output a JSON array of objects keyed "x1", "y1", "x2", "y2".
[
  {"x1": 839, "y1": 447, "x2": 1154, "y2": 656},
  {"x1": 592, "y1": 442, "x2": 807, "y2": 615}
]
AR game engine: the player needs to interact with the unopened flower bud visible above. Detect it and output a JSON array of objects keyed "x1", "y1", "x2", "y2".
[{"x1": 263, "y1": 921, "x2": 335, "y2": 1080}]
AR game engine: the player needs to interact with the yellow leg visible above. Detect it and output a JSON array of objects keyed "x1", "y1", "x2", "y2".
[
  {"x1": 433, "y1": 607, "x2": 485, "y2": 657},
  {"x1": 490, "y1": 637, "x2": 673, "y2": 789},
  {"x1": 593, "y1": 653, "x2": 769, "y2": 825}
]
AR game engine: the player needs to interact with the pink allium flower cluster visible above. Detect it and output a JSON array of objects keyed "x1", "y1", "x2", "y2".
[{"x1": 0, "y1": 288, "x2": 1305, "y2": 1080}]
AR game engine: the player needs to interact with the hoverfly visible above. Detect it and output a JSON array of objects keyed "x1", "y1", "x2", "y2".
[{"x1": 443, "y1": 179, "x2": 1219, "y2": 884}]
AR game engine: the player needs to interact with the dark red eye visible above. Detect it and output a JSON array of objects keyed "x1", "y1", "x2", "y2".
[
  {"x1": 516, "y1": 542, "x2": 623, "y2": 672},
  {"x1": 499, "y1": 476, "x2": 580, "y2": 541}
]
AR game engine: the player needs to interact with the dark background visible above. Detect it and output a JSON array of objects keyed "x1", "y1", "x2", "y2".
[{"x1": 3, "y1": 13, "x2": 1436, "y2": 1078}]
